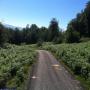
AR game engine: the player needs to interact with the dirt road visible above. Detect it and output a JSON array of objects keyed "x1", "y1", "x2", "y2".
[{"x1": 28, "y1": 50, "x2": 83, "y2": 90}]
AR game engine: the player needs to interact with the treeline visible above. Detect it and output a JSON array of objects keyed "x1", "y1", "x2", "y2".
[
  {"x1": 0, "y1": 1, "x2": 90, "y2": 46},
  {"x1": 66, "y1": 1, "x2": 90, "y2": 43},
  {"x1": 0, "y1": 18, "x2": 63, "y2": 46}
]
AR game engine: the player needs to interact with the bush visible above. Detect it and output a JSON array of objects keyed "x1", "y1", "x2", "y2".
[
  {"x1": 66, "y1": 30, "x2": 80, "y2": 43},
  {"x1": 37, "y1": 39, "x2": 43, "y2": 47}
]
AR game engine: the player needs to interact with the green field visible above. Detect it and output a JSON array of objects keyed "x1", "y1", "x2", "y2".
[
  {"x1": 0, "y1": 44, "x2": 36, "y2": 90},
  {"x1": 43, "y1": 41, "x2": 90, "y2": 90}
]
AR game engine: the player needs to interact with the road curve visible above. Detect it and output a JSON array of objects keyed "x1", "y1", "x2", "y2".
[{"x1": 27, "y1": 50, "x2": 83, "y2": 90}]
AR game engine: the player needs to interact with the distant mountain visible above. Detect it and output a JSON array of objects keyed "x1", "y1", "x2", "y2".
[{"x1": 3, "y1": 23, "x2": 22, "y2": 30}]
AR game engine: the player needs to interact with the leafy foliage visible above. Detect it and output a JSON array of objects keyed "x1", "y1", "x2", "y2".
[
  {"x1": 66, "y1": 1, "x2": 90, "y2": 42},
  {"x1": 48, "y1": 18, "x2": 59, "y2": 42},
  {"x1": 0, "y1": 44, "x2": 36, "y2": 89}
]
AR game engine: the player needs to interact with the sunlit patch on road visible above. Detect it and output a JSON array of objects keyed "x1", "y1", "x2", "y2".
[
  {"x1": 52, "y1": 64, "x2": 60, "y2": 67},
  {"x1": 52, "y1": 64, "x2": 61, "y2": 70},
  {"x1": 31, "y1": 76, "x2": 39, "y2": 79}
]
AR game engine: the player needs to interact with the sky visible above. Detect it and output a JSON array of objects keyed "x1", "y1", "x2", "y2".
[{"x1": 0, "y1": 0, "x2": 89, "y2": 30}]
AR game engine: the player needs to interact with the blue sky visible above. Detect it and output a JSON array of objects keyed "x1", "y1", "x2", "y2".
[{"x1": 0, "y1": 0, "x2": 89, "y2": 30}]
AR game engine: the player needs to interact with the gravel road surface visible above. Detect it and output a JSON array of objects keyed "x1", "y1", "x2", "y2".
[{"x1": 28, "y1": 50, "x2": 83, "y2": 90}]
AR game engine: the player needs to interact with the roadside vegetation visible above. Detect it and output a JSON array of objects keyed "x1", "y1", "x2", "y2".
[{"x1": 0, "y1": 44, "x2": 36, "y2": 90}]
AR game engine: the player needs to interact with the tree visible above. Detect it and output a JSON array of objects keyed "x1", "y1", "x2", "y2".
[
  {"x1": 66, "y1": 24, "x2": 80, "y2": 43},
  {"x1": 13, "y1": 28, "x2": 22, "y2": 44},
  {"x1": 0, "y1": 23, "x2": 8, "y2": 46},
  {"x1": 57, "y1": 31, "x2": 63, "y2": 43},
  {"x1": 38, "y1": 27, "x2": 48, "y2": 41},
  {"x1": 25, "y1": 24, "x2": 39, "y2": 44},
  {"x1": 37, "y1": 38, "x2": 43, "y2": 47},
  {"x1": 66, "y1": 1, "x2": 90, "y2": 39},
  {"x1": 48, "y1": 18, "x2": 59, "y2": 41},
  {"x1": 22, "y1": 26, "x2": 30, "y2": 43},
  {"x1": 79, "y1": 12, "x2": 88, "y2": 37},
  {"x1": 84, "y1": 1, "x2": 90, "y2": 37}
]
